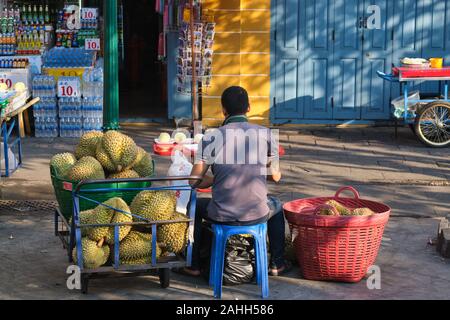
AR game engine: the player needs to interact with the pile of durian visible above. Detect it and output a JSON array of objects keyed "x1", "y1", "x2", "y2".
[
  {"x1": 72, "y1": 190, "x2": 189, "y2": 269},
  {"x1": 317, "y1": 200, "x2": 375, "y2": 217},
  {"x1": 50, "y1": 130, "x2": 154, "y2": 182}
]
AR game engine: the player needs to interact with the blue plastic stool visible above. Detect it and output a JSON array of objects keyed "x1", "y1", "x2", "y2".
[{"x1": 209, "y1": 223, "x2": 269, "y2": 299}]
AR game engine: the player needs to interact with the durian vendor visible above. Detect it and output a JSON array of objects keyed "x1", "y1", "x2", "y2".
[{"x1": 183, "y1": 86, "x2": 292, "y2": 277}]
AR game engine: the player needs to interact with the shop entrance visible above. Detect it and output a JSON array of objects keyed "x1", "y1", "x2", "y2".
[{"x1": 119, "y1": 0, "x2": 166, "y2": 121}]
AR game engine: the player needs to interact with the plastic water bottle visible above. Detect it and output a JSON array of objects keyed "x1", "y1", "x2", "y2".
[
  {"x1": 81, "y1": 67, "x2": 103, "y2": 132},
  {"x1": 33, "y1": 75, "x2": 57, "y2": 138}
]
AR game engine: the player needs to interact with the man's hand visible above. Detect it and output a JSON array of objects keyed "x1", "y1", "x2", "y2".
[
  {"x1": 189, "y1": 161, "x2": 213, "y2": 189},
  {"x1": 267, "y1": 159, "x2": 281, "y2": 183}
]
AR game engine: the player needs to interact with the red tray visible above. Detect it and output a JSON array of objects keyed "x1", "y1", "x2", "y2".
[
  {"x1": 397, "y1": 66, "x2": 450, "y2": 79},
  {"x1": 154, "y1": 143, "x2": 286, "y2": 158},
  {"x1": 153, "y1": 143, "x2": 176, "y2": 156}
]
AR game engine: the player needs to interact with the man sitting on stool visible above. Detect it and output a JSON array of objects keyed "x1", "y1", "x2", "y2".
[{"x1": 183, "y1": 86, "x2": 291, "y2": 277}]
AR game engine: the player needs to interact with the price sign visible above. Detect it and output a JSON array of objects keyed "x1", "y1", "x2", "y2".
[
  {"x1": 58, "y1": 79, "x2": 80, "y2": 98},
  {"x1": 81, "y1": 8, "x2": 98, "y2": 20},
  {"x1": 85, "y1": 38, "x2": 100, "y2": 51},
  {"x1": 0, "y1": 74, "x2": 13, "y2": 89}
]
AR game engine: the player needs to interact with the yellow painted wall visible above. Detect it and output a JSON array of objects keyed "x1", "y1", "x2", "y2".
[{"x1": 202, "y1": 0, "x2": 271, "y2": 126}]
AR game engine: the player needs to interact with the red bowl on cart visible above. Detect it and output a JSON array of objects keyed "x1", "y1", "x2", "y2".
[
  {"x1": 283, "y1": 186, "x2": 391, "y2": 283},
  {"x1": 153, "y1": 142, "x2": 177, "y2": 156}
]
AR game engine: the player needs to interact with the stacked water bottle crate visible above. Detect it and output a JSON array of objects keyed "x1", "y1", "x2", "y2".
[
  {"x1": 33, "y1": 75, "x2": 58, "y2": 138},
  {"x1": 82, "y1": 68, "x2": 103, "y2": 132},
  {"x1": 59, "y1": 96, "x2": 83, "y2": 138},
  {"x1": 58, "y1": 76, "x2": 83, "y2": 138}
]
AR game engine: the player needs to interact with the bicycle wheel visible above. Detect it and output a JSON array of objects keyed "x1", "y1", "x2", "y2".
[{"x1": 414, "y1": 101, "x2": 450, "y2": 148}]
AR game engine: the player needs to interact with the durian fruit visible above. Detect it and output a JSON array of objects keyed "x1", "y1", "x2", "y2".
[
  {"x1": 317, "y1": 205, "x2": 340, "y2": 216},
  {"x1": 96, "y1": 130, "x2": 138, "y2": 173},
  {"x1": 50, "y1": 152, "x2": 77, "y2": 177},
  {"x1": 352, "y1": 207, "x2": 375, "y2": 216},
  {"x1": 118, "y1": 231, "x2": 161, "y2": 265},
  {"x1": 69, "y1": 209, "x2": 95, "y2": 237},
  {"x1": 86, "y1": 197, "x2": 133, "y2": 245},
  {"x1": 120, "y1": 256, "x2": 155, "y2": 265},
  {"x1": 130, "y1": 190, "x2": 176, "y2": 222},
  {"x1": 66, "y1": 156, "x2": 105, "y2": 181},
  {"x1": 157, "y1": 212, "x2": 189, "y2": 254},
  {"x1": 131, "y1": 225, "x2": 152, "y2": 234},
  {"x1": 108, "y1": 169, "x2": 140, "y2": 179},
  {"x1": 325, "y1": 200, "x2": 352, "y2": 216},
  {"x1": 72, "y1": 238, "x2": 110, "y2": 269},
  {"x1": 75, "y1": 131, "x2": 103, "y2": 159},
  {"x1": 131, "y1": 147, "x2": 154, "y2": 177}
]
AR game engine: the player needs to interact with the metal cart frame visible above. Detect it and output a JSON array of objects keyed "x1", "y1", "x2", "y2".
[
  {"x1": 1, "y1": 116, "x2": 22, "y2": 177},
  {"x1": 1, "y1": 97, "x2": 40, "y2": 177},
  {"x1": 56, "y1": 175, "x2": 202, "y2": 293},
  {"x1": 377, "y1": 70, "x2": 450, "y2": 147}
]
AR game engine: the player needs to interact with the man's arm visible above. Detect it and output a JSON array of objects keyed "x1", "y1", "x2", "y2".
[
  {"x1": 189, "y1": 161, "x2": 213, "y2": 189},
  {"x1": 267, "y1": 159, "x2": 281, "y2": 183}
]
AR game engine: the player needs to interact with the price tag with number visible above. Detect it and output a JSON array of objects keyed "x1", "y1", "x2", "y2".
[
  {"x1": 58, "y1": 79, "x2": 80, "y2": 98},
  {"x1": 0, "y1": 74, "x2": 12, "y2": 89},
  {"x1": 85, "y1": 38, "x2": 100, "y2": 51},
  {"x1": 81, "y1": 8, "x2": 98, "y2": 20}
]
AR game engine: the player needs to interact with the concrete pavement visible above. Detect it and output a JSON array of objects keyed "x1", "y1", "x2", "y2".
[
  {"x1": 0, "y1": 205, "x2": 448, "y2": 300},
  {"x1": 0, "y1": 124, "x2": 449, "y2": 299}
]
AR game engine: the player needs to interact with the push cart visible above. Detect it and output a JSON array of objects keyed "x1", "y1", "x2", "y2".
[
  {"x1": 54, "y1": 175, "x2": 201, "y2": 293},
  {"x1": 377, "y1": 67, "x2": 450, "y2": 147}
]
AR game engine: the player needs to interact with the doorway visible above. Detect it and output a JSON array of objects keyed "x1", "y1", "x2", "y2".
[{"x1": 119, "y1": 0, "x2": 167, "y2": 121}]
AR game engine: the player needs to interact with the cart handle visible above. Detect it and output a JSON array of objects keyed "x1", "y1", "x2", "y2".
[
  {"x1": 334, "y1": 186, "x2": 360, "y2": 199},
  {"x1": 376, "y1": 70, "x2": 399, "y2": 83},
  {"x1": 73, "y1": 175, "x2": 204, "y2": 193}
]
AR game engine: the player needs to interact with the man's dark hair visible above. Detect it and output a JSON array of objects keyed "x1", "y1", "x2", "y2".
[{"x1": 221, "y1": 86, "x2": 249, "y2": 116}]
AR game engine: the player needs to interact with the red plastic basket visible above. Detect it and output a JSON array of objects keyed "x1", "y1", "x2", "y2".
[{"x1": 283, "y1": 186, "x2": 391, "y2": 283}]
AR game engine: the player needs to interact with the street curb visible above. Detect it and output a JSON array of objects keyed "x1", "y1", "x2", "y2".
[{"x1": 366, "y1": 179, "x2": 450, "y2": 186}]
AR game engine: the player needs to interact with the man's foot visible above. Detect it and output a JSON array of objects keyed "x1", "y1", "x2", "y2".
[
  {"x1": 269, "y1": 260, "x2": 293, "y2": 276},
  {"x1": 174, "y1": 267, "x2": 201, "y2": 277}
]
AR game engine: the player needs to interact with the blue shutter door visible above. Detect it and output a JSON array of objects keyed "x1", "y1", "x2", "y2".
[
  {"x1": 273, "y1": 0, "x2": 302, "y2": 120},
  {"x1": 361, "y1": 0, "x2": 393, "y2": 120},
  {"x1": 391, "y1": 0, "x2": 422, "y2": 97},
  {"x1": 303, "y1": 0, "x2": 333, "y2": 119},
  {"x1": 419, "y1": 0, "x2": 450, "y2": 94},
  {"x1": 332, "y1": 0, "x2": 363, "y2": 120},
  {"x1": 271, "y1": 0, "x2": 450, "y2": 123}
]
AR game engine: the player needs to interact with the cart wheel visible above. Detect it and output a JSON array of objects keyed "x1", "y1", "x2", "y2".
[
  {"x1": 81, "y1": 275, "x2": 89, "y2": 294},
  {"x1": 414, "y1": 101, "x2": 450, "y2": 148},
  {"x1": 158, "y1": 269, "x2": 170, "y2": 288}
]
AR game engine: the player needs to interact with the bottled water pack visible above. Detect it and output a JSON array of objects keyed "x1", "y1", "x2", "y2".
[
  {"x1": 33, "y1": 75, "x2": 59, "y2": 138},
  {"x1": 82, "y1": 67, "x2": 103, "y2": 133},
  {"x1": 59, "y1": 97, "x2": 83, "y2": 138},
  {"x1": 32, "y1": 75, "x2": 56, "y2": 97}
]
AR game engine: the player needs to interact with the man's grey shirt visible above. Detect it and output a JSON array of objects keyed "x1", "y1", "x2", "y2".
[{"x1": 196, "y1": 122, "x2": 277, "y2": 223}]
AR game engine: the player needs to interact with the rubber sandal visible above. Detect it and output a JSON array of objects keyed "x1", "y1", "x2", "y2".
[{"x1": 269, "y1": 260, "x2": 293, "y2": 276}]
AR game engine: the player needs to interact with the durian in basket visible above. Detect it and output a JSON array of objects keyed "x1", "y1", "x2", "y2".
[{"x1": 317, "y1": 200, "x2": 375, "y2": 217}]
